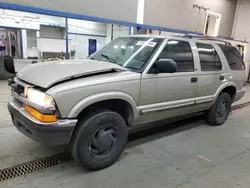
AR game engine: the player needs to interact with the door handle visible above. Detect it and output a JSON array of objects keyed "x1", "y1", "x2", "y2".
[
  {"x1": 191, "y1": 77, "x2": 198, "y2": 83},
  {"x1": 219, "y1": 75, "x2": 224, "y2": 80}
]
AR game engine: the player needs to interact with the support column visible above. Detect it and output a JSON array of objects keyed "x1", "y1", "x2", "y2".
[
  {"x1": 65, "y1": 18, "x2": 69, "y2": 59},
  {"x1": 137, "y1": 0, "x2": 145, "y2": 24},
  {"x1": 111, "y1": 24, "x2": 114, "y2": 40}
]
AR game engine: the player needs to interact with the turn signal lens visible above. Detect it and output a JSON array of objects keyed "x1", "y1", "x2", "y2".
[{"x1": 24, "y1": 104, "x2": 57, "y2": 123}]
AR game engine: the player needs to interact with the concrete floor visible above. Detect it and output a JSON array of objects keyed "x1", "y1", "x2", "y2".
[{"x1": 1, "y1": 61, "x2": 250, "y2": 187}]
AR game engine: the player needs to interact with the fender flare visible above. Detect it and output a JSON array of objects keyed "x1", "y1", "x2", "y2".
[
  {"x1": 67, "y1": 91, "x2": 139, "y2": 121},
  {"x1": 213, "y1": 81, "x2": 237, "y2": 102}
]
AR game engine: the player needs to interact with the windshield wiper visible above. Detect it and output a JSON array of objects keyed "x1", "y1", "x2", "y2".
[{"x1": 101, "y1": 54, "x2": 116, "y2": 63}]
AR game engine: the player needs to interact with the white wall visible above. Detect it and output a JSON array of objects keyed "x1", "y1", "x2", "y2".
[
  {"x1": 0, "y1": 9, "x2": 65, "y2": 30},
  {"x1": 40, "y1": 26, "x2": 65, "y2": 39},
  {"x1": 37, "y1": 38, "x2": 69, "y2": 53},
  {"x1": 113, "y1": 25, "x2": 130, "y2": 39},
  {"x1": 232, "y1": 0, "x2": 250, "y2": 41},
  {"x1": 1, "y1": 0, "x2": 138, "y2": 23},
  {"x1": 68, "y1": 18, "x2": 107, "y2": 58},
  {"x1": 144, "y1": 0, "x2": 237, "y2": 37},
  {"x1": 0, "y1": 9, "x2": 110, "y2": 59},
  {"x1": 68, "y1": 19, "x2": 106, "y2": 36},
  {"x1": 106, "y1": 24, "x2": 112, "y2": 44},
  {"x1": 69, "y1": 34, "x2": 106, "y2": 59},
  {"x1": 105, "y1": 24, "x2": 130, "y2": 44},
  {"x1": 232, "y1": 0, "x2": 250, "y2": 79}
]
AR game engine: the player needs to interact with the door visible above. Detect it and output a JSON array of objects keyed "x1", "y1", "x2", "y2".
[
  {"x1": 138, "y1": 39, "x2": 198, "y2": 124},
  {"x1": 88, "y1": 39, "x2": 97, "y2": 56},
  {"x1": 194, "y1": 42, "x2": 224, "y2": 111},
  {"x1": 204, "y1": 12, "x2": 221, "y2": 37}
]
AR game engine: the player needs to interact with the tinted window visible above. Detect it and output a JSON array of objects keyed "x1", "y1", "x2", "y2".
[
  {"x1": 158, "y1": 40, "x2": 194, "y2": 72},
  {"x1": 219, "y1": 44, "x2": 245, "y2": 70},
  {"x1": 215, "y1": 50, "x2": 222, "y2": 70},
  {"x1": 197, "y1": 43, "x2": 222, "y2": 71}
]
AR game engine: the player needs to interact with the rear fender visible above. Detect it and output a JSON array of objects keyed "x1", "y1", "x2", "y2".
[{"x1": 213, "y1": 81, "x2": 236, "y2": 102}]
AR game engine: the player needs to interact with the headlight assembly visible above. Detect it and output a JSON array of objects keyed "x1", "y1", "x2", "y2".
[
  {"x1": 26, "y1": 88, "x2": 55, "y2": 107},
  {"x1": 24, "y1": 88, "x2": 57, "y2": 123}
]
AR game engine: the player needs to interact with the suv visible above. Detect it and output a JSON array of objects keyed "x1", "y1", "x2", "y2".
[{"x1": 8, "y1": 35, "x2": 246, "y2": 170}]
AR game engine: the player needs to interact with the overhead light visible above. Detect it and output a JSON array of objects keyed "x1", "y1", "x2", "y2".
[{"x1": 168, "y1": 41, "x2": 178, "y2": 45}]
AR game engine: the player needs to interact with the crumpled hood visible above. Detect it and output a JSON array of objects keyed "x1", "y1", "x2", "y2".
[{"x1": 17, "y1": 59, "x2": 126, "y2": 88}]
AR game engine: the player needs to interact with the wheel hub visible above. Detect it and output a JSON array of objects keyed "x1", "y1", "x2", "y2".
[
  {"x1": 217, "y1": 101, "x2": 227, "y2": 117},
  {"x1": 89, "y1": 126, "x2": 116, "y2": 156}
]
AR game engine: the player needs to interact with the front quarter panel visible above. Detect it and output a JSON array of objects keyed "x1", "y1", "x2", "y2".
[{"x1": 47, "y1": 71, "x2": 141, "y2": 122}]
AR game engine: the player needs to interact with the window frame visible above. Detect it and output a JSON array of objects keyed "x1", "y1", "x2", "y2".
[
  {"x1": 196, "y1": 42, "x2": 223, "y2": 72},
  {"x1": 148, "y1": 39, "x2": 195, "y2": 74}
]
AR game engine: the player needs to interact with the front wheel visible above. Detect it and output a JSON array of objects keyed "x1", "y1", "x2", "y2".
[
  {"x1": 72, "y1": 110, "x2": 128, "y2": 171},
  {"x1": 205, "y1": 92, "x2": 232, "y2": 126}
]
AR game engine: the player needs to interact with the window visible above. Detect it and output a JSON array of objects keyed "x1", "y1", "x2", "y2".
[
  {"x1": 27, "y1": 30, "x2": 37, "y2": 49},
  {"x1": 40, "y1": 26, "x2": 65, "y2": 39},
  {"x1": 197, "y1": 43, "x2": 222, "y2": 71},
  {"x1": 158, "y1": 40, "x2": 194, "y2": 72},
  {"x1": 91, "y1": 37, "x2": 163, "y2": 71},
  {"x1": 218, "y1": 44, "x2": 245, "y2": 70}
]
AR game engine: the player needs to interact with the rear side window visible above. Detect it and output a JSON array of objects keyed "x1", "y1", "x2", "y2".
[
  {"x1": 196, "y1": 43, "x2": 222, "y2": 71},
  {"x1": 218, "y1": 44, "x2": 245, "y2": 70},
  {"x1": 158, "y1": 40, "x2": 194, "y2": 72}
]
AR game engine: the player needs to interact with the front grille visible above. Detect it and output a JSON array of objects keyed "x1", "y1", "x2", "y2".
[{"x1": 11, "y1": 83, "x2": 24, "y2": 96}]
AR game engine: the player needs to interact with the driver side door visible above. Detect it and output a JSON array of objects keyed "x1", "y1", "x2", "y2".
[{"x1": 138, "y1": 39, "x2": 198, "y2": 124}]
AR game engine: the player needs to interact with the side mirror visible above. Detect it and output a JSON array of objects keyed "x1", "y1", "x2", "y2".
[
  {"x1": 155, "y1": 59, "x2": 177, "y2": 73},
  {"x1": 4, "y1": 56, "x2": 15, "y2": 74}
]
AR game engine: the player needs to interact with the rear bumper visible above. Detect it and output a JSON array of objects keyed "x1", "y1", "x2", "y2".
[{"x1": 8, "y1": 99, "x2": 77, "y2": 146}]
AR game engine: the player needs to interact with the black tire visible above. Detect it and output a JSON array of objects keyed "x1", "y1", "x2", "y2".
[
  {"x1": 205, "y1": 92, "x2": 232, "y2": 126},
  {"x1": 4, "y1": 57, "x2": 15, "y2": 74},
  {"x1": 72, "y1": 110, "x2": 128, "y2": 171}
]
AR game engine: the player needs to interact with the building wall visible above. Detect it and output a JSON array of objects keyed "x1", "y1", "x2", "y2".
[
  {"x1": 68, "y1": 19, "x2": 106, "y2": 36},
  {"x1": 113, "y1": 25, "x2": 130, "y2": 39},
  {"x1": 232, "y1": 0, "x2": 250, "y2": 41},
  {"x1": 144, "y1": 0, "x2": 237, "y2": 37},
  {"x1": 1, "y1": 0, "x2": 138, "y2": 23},
  {"x1": 69, "y1": 34, "x2": 106, "y2": 59},
  {"x1": 40, "y1": 26, "x2": 65, "y2": 39},
  {"x1": 231, "y1": 0, "x2": 250, "y2": 78},
  {"x1": 0, "y1": 9, "x2": 65, "y2": 30},
  {"x1": 0, "y1": 9, "x2": 111, "y2": 58}
]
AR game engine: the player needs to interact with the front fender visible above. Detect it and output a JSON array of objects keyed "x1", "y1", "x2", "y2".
[{"x1": 67, "y1": 91, "x2": 139, "y2": 121}]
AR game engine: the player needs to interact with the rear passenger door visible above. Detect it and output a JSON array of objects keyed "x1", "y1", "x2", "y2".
[{"x1": 194, "y1": 43, "x2": 224, "y2": 111}]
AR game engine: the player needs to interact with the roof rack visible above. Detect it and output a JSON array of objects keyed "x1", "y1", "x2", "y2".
[{"x1": 181, "y1": 34, "x2": 232, "y2": 45}]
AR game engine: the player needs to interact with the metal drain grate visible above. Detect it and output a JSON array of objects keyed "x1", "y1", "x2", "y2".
[{"x1": 0, "y1": 151, "x2": 73, "y2": 182}]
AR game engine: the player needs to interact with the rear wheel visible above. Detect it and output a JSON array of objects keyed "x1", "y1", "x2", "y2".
[
  {"x1": 72, "y1": 110, "x2": 128, "y2": 170},
  {"x1": 205, "y1": 92, "x2": 232, "y2": 126}
]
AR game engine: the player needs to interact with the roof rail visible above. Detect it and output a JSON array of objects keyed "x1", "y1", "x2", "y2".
[{"x1": 181, "y1": 34, "x2": 232, "y2": 45}]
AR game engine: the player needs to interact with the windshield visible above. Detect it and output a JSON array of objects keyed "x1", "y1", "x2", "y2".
[{"x1": 90, "y1": 37, "x2": 163, "y2": 70}]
